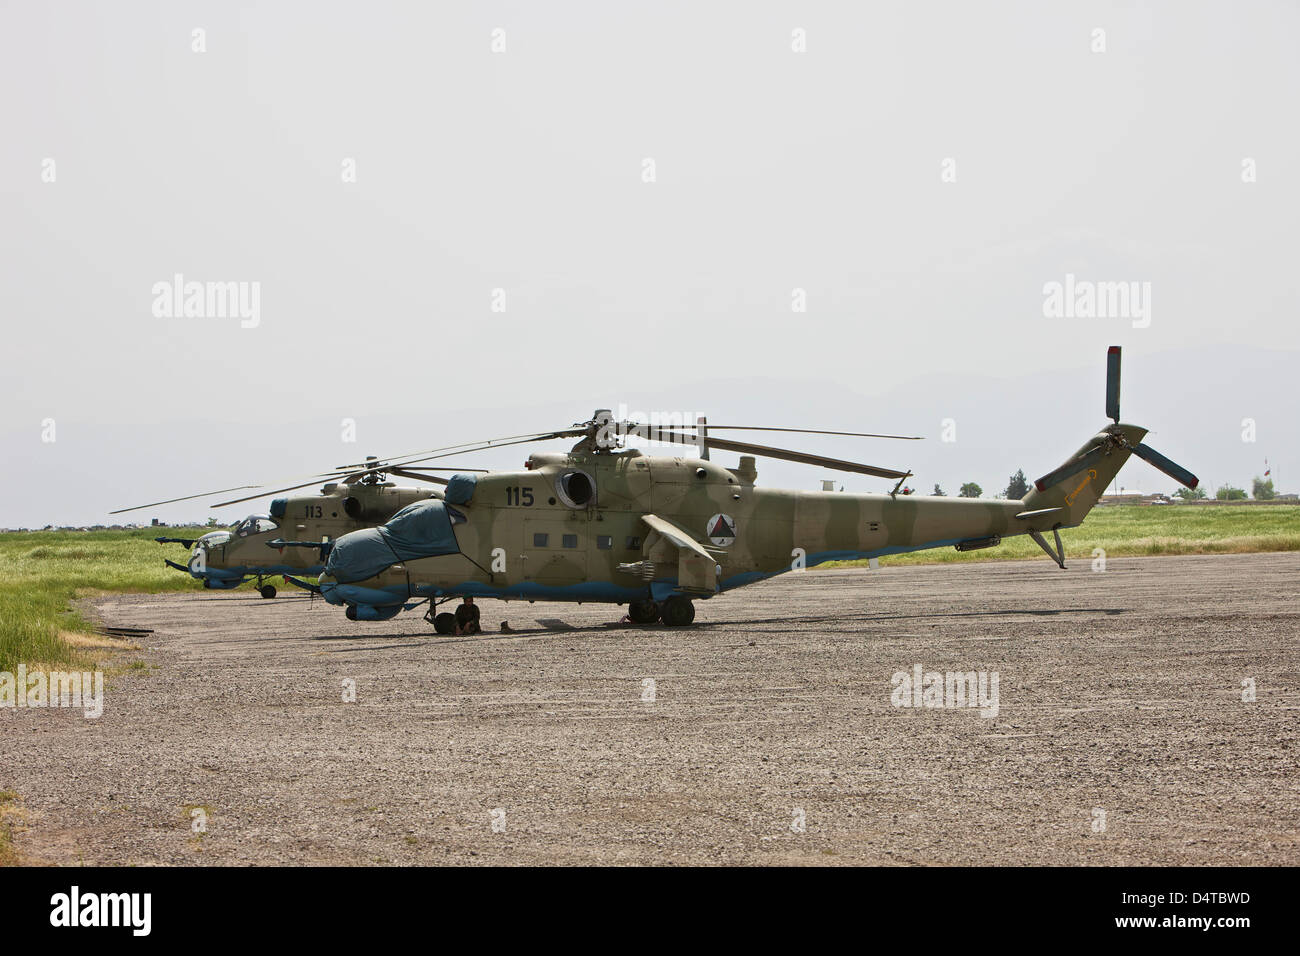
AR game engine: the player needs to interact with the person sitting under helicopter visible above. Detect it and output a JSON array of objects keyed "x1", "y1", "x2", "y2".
[{"x1": 454, "y1": 596, "x2": 481, "y2": 636}]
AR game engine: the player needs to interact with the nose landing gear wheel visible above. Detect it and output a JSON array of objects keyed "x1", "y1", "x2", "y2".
[
  {"x1": 433, "y1": 612, "x2": 457, "y2": 635},
  {"x1": 259, "y1": 584, "x2": 277, "y2": 599},
  {"x1": 628, "y1": 600, "x2": 660, "y2": 624},
  {"x1": 660, "y1": 596, "x2": 695, "y2": 626}
]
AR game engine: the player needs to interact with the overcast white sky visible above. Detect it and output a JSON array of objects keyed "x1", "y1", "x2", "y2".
[{"x1": 2, "y1": 1, "x2": 1297, "y2": 527}]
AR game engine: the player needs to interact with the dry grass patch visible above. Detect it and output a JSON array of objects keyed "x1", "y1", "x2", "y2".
[
  {"x1": 59, "y1": 630, "x2": 140, "y2": 651},
  {"x1": 0, "y1": 791, "x2": 28, "y2": 867}
]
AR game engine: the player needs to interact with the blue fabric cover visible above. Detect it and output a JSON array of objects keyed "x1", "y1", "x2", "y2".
[
  {"x1": 443, "y1": 473, "x2": 477, "y2": 505},
  {"x1": 324, "y1": 499, "x2": 459, "y2": 583}
]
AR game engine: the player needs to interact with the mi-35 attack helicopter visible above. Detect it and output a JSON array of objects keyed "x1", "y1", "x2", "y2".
[
  {"x1": 287, "y1": 347, "x2": 1194, "y2": 631},
  {"x1": 113, "y1": 461, "x2": 478, "y2": 597},
  {"x1": 118, "y1": 347, "x2": 1196, "y2": 630}
]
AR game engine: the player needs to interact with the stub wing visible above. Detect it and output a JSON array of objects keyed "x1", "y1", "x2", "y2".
[{"x1": 640, "y1": 514, "x2": 720, "y2": 596}]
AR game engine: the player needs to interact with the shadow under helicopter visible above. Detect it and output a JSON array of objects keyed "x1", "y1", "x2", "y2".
[{"x1": 306, "y1": 605, "x2": 1126, "y2": 645}]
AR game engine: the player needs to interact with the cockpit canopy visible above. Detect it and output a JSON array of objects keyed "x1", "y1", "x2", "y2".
[
  {"x1": 233, "y1": 514, "x2": 279, "y2": 537},
  {"x1": 195, "y1": 530, "x2": 233, "y2": 549}
]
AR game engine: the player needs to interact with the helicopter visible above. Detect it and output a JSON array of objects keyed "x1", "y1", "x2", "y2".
[
  {"x1": 295, "y1": 345, "x2": 1198, "y2": 631},
  {"x1": 117, "y1": 347, "x2": 1196, "y2": 629},
  {"x1": 113, "y1": 459, "x2": 479, "y2": 598}
]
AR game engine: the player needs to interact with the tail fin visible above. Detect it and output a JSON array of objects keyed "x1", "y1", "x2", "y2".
[
  {"x1": 1019, "y1": 425, "x2": 1146, "y2": 529},
  {"x1": 1017, "y1": 346, "x2": 1198, "y2": 534}
]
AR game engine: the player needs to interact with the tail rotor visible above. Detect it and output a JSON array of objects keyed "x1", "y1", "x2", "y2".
[{"x1": 1032, "y1": 346, "x2": 1198, "y2": 495}]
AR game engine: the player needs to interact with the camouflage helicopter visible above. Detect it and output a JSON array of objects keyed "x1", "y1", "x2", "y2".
[
  {"x1": 298, "y1": 346, "x2": 1197, "y2": 631},
  {"x1": 112, "y1": 459, "x2": 479, "y2": 598}
]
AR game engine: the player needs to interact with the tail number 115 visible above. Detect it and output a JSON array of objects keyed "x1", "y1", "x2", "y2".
[{"x1": 505, "y1": 486, "x2": 534, "y2": 507}]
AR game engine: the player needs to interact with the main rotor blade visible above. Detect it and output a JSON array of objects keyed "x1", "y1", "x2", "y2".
[
  {"x1": 1132, "y1": 443, "x2": 1199, "y2": 489},
  {"x1": 1106, "y1": 345, "x2": 1122, "y2": 422},
  {"x1": 376, "y1": 430, "x2": 586, "y2": 470},
  {"x1": 642, "y1": 425, "x2": 924, "y2": 440},
  {"x1": 338, "y1": 465, "x2": 486, "y2": 483},
  {"x1": 375, "y1": 466, "x2": 488, "y2": 473},
  {"x1": 212, "y1": 442, "x2": 556, "y2": 509},
  {"x1": 630, "y1": 427, "x2": 910, "y2": 479},
  {"x1": 387, "y1": 468, "x2": 450, "y2": 486},
  {"x1": 210, "y1": 476, "x2": 354, "y2": 509},
  {"x1": 115, "y1": 460, "x2": 373, "y2": 515},
  {"x1": 1033, "y1": 444, "x2": 1110, "y2": 492},
  {"x1": 125, "y1": 430, "x2": 578, "y2": 516},
  {"x1": 217, "y1": 460, "x2": 479, "y2": 505},
  {"x1": 110, "y1": 484, "x2": 265, "y2": 515},
  {"x1": 333, "y1": 430, "x2": 583, "y2": 471}
]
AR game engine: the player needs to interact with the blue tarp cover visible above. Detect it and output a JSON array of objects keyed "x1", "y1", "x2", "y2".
[
  {"x1": 324, "y1": 498, "x2": 459, "y2": 584},
  {"x1": 443, "y1": 473, "x2": 477, "y2": 505}
]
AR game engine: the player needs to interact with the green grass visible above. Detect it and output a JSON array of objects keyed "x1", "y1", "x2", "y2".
[
  {"x1": 1, "y1": 507, "x2": 1297, "y2": 669},
  {"x1": 0, "y1": 526, "x2": 216, "y2": 671},
  {"x1": 824, "y1": 503, "x2": 1300, "y2": 569}
]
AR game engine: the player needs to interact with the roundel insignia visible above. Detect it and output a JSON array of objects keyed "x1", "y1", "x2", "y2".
[{"x1": 706, "y1": 513, "x2": 737, "y2": 547}]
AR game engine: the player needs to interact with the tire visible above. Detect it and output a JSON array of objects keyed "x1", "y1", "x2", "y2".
[
  {"x1": 661, "y1": 596, "x2": 695, "y2": 626},
  {"x1": 345, "y1": 604, "x2": 358, "y2": 621},
  {"x1": 628, "y1": 599, "x2": 660, "y2": 624},
  {"x1": 259, "y1": 584, "x2": 277, "y2": 599},
  {"x1": 434, "y1": 612, "x2": 457, "y2": 635}
]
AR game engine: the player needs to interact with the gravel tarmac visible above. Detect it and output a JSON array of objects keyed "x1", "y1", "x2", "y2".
[{"x1": 4, "y1": 552, "x2": 1298, "y2": 866}]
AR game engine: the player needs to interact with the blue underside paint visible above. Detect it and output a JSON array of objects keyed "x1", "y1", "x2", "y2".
[
  {"x1": 350, "y1": 603, "x2": 405, "y2": 621},
  {"x1": 320, "y1": 581, "x2": 410, "y2": 606},
  {"x1": 220, "y1": 563, "x2": 324, "y2": 577},
  {"x1": 716, "y1": 539, "x2": 970, "y2": 591},
  {"x1": 422, "y1": 579, "x2": 651, "y2": 603},
  {"x1": 166, "y1": 558, "x2": 322, "y2": 586},
  {"x1": 210, "y1": 564, "x2": 323, "y2": 579},
  {"x1": 203, "y1": 577, "x2": 243, "y2": 590},
  {"x1": 322, "y1": 578, "x2": 652, "y2": 607},
  {"x1": 321, "y1": 536, "x2": 980, "y2": 613}
]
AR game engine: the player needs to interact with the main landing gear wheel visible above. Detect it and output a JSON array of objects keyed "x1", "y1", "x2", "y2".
[
  {"x1": 433, "y1": 612, "x2": 457, "y2": 635},
  {"x1": 259, "y1": 584, "x2": 277, "y2": 599},
  {"x1": 660, "y1": 596, "x2": 695, "y2": 626},
  {"x1": 628, "y1": 599, "x2": 660, "y2": 624}
]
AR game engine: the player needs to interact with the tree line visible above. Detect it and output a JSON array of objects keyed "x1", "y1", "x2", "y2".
[
  {"x1": 928, "y1": 473, "x2": 1280, "y2": 501},
  {"x1": 931, "y1": 470, "x2": 1029, "y2": 499}
]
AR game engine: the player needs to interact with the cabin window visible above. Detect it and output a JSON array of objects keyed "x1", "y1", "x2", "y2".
[
  {"x1": 562, "y1": 534, "x2": 578, "y2": 549},
  {"x1": 533, "y1": 533, "x2": 549, "y2": 548},
  {"x1": 596, "y1": 535, "x2": 613, "y2": 550}
]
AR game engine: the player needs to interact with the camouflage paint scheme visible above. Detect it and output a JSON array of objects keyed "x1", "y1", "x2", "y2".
[
  {"x1": 167, "y1": 481, "x2": 439, "y2": 590},
  {"x1": 317, "y1": 422, "x2": 1146, "y2": 615}
]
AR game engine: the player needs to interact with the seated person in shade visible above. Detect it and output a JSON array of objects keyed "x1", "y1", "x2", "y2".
[{"x1": 454, "y1": 596, "x2": 481, "y2": 635}]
